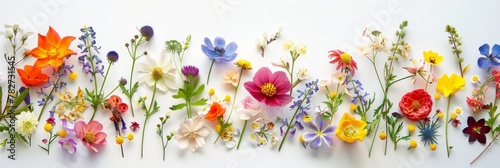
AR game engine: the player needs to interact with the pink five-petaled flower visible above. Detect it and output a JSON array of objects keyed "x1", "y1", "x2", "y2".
[
  {"x1": 399, "y1": 89, "x2": 433, "y2": 121},
  {"x1": 244, "y1": 67, "x2": 292, "y2": 107},
  {"x1": 328, "y1": 50, "x2": 358, "y2": 76},
  {"x1": 74, "y1": 120, "x2": 107, "y2": 152}
]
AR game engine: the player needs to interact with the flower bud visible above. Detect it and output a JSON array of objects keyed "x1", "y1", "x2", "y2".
[
  {"x1": 140, "y1": 25, "x2": 154, "y2": 41},
  {"x1": 107, "y1": 51, "x2": 119, "y2": 63}
]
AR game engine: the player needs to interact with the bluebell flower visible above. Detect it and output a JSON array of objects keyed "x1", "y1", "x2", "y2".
[
  {"x1": 201, "y1": 37, "x2": 238, "y2": 62},
  {"x1": 478, "y1": 43, "x2": 500, "y2": 68},
  {"x1": 301, "y1": 114, "x2": 335, "y2": 149},
  {"x1": 346, "y1": 77, "x2": 369, "y2": 106}
]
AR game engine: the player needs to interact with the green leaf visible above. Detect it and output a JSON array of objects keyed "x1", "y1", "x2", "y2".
[
  {"x1": 191, "y1": 98, "x2": 207, "y2": 106},
  {"x1": 495, "y1": 125, "x2": 500, "y2": 132},
  {"x1": 172, "y1": 90, "x2": 186, "y2": 99},
  {"x1": 38, "y1": 145, "x2": 49, "y2": 152},
  {"x1": 131, "y1": 82, "x2": 139, "y2": 95},
  {"x1": 119, "y1": 85, "x2": 129, "y2": 97},
  {"x1": 192, "y1": 84, "x2": 205, "y2": 97},
  {"x1": 0, "y1": 124, "x2": 8, "y2": 132},
  {"x1": 170, "y1": 103, "x2": 186, "y2": 111},
  {"x1": 13, "y1": 88, "x2": 30, "y2": 107}
]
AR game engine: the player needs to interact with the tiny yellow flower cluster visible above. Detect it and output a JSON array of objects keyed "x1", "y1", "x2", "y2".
[
  {"x1": 116, "y1": 133, "x2": 135, "y2": 145},
  {"x1": 450, "y1": 107, "x2": 462, "y2": 120}
]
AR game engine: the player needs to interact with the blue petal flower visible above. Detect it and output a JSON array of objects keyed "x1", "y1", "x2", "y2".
[
  {"x1": 479, "y1": 44, "x2": 490, "y2": 56},
  {"x1": 492, "y1": 44, "x2": 500, "y2": 58},
  {"x1": 478, "y1": 57, "x2": 491, "y2": 69},
  {"x1": 478, "y1": 44, "x2": 500, "y2": 68},
  {"x1": 201, "y1": 37, "x2": 238, "y2": 63}
]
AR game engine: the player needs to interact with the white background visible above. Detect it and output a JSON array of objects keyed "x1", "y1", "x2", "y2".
[{"x1": 1, "y1": 0, "x2": 500, "y2": 167}]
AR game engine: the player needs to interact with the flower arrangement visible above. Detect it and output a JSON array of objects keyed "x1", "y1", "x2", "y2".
[{"x1": 0, "y1": 18, "x2": 499, "y2": 166}]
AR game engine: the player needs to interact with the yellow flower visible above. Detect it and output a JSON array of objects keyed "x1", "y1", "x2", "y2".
[
  {"x1": 303, "y1": 115, "x2": 312, "y2": 122},
  {"x1": 236, "y1": 59, "x2": 252, "y2": 70},
  {"x1": 430, "y1": 143, "x2": 437, "y2": 151},
  {"x1": 224, "y1": 94, "x2": 231, "y2": 102},
  {"x1": 379, "y1": 132, "x2": 387, "y2": 140},
  {"x1": 69, "y1": 72, "x2": 78, "y2": 80},
  {"x1": 115, "y1": 136, "x2": 124, "y2": 145},
  {"x1": 335, "y1": 113, "x2": 368, "y2": 143},
  {"x1": 408, "y1": 124, "x2": 416, "y2": 133},
  {"x1": 454, "y1": 107, "x2": 462, "y2": 115},
  {"x1": 436, "y1": 73, "x2": 465, "y2": 97},
  {"x1": 409, "y1": 139, "x2": 417, "y2": 149},
  {"x1": 127, "y1": 133, "x2": 134, "y2": 141},
  {"x1": 58, "y1": 129, "x2": 67, "y2": 138},
  {"x1": 208, "y1": 88, "x2": 215, "y2": 96},
  {"x1": 423, "y1": 50, "x2": 444, "y2": 65},
  {"x1": 329, "y1": 92, "x2": 337, "y2": 98},
  {"x1": 471, "y1": 75, "x2": 480, "y2": 84},
  {"x1": 437, "y1": 112, "x2": 444, "y2": 119},
  {"x1": 434, "y1": 93, "x2": 441, "y2": 100},
  {"x1": 44, "y1": 123, "x2": 52, "y2": 132},
  {"x1": 349, "y1": 104, "x2": 358, "y2": 111},
  {"x1": 451, "y1": 113, "x2": 458, "y2": 120}
]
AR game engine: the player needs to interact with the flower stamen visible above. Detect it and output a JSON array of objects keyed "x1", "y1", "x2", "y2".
[{"x1": 261, "y1": 82, "x2": 277, "y2": 97}]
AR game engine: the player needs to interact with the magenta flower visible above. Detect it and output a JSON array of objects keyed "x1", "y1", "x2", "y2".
[
  {"x1": 74, "y1": 120, "x2": 107, "y2": 152},
  {"x1": 244, "y1": 67, "x2": 292, "y2": 106}
]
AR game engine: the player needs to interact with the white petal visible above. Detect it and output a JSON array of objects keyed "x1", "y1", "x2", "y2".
[
  {"x1": 177, "y1": 137, "x2": 189, "y2": 149},
  {"x1": 197, "y1": 127, "x2": 210, "y2": 137}
]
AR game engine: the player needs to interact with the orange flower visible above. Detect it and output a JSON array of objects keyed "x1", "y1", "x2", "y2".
[
  {"x1": 17, "y1": 65, "x2": 49, "y2": 86},
  {"x1": 205, "y1": 102, "x2": 226, "y2": 121},
  {"x1": 26, "y1": 26, "x2": 76, "y2": 70}
]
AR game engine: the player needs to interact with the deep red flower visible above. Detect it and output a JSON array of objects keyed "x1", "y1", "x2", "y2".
[
  {"x1": 399, "y1": 89, "x2": 433, "y2": 121},
  {"x1": 46, "y1": 117, "x2": 55, "y2": 125},
  {"x1": 130, "y1": 121, "x2": 140, "y2": 131},
  {"x1": 463, "y1": 117, "x2": 491, "y2": 144}
]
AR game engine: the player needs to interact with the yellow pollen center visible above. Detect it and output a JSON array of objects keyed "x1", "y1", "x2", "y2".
[
  {"x1": 84, "y1": 132, "x2": 95, "y2": 143},
  {"x1": 47, "y1": 47, "x2": 58, "y2": 57},
  {"x1": 411, "y1": 100, "x2": 421, "y2": 109},
  {"x1": 188, "y1": 131, "x2": 196, "y2": 139},
  {"x1": 152, "y1": 67, "x2": 163, "y2": 80},
  {"x1": 429, "y1": 56, "x2": 436, "y2": 64},
  {"x1": 261, "y1": 82, "x2": 277, "y2": 97},
  {"x1": 343, "y1": 125, "x2": 357, "y2": 137},
  {"x1": 340, "y1": 53, "x2": 352, "y2": 64}
]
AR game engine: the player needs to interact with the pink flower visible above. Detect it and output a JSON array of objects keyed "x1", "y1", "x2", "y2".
[
  {"x1": 74, "y1": 120, "x2": 107, "y2": 152},
  {"x1": 235, "y1": 96, "x2": 263, "y2": 120},
  {"x1": 244, "y1": 67, "x2": 292, "y2": 106}
]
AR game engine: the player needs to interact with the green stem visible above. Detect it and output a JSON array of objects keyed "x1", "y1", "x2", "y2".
[
  {"x1": 226, "y1": 67, "x2": 244, "y2": 122},
  {"x1": 88, "y1": 107, "x2": 98, "y2": 122},
  {"x1": 278, "y1": 83, "x2": 316, "y2": 151},
  {"x1": 424, "y1": 65, "x2": 433, "y2": 91},
  {"x1": 368, "y1": 114, "x2": 381, "y2": 157},
  {"x1": 127, "y1": 36, "x2": 144, "y2": 117},
  {"x1": 172, "y1": 53, "x2": 184, "y2": 81},
  {"x1": 103, "y1": 85, "x2": 120, "y2": 99},
  {"x1": 206, "y1": 59, "x2": 215, "y2": 85},
  {"x1": 370, "y1": 59, "x2": 385, "y2": 92},
  {"x1": 37, "y1": 77, "x2": 61, "y2": 122},
  {"x1": 289, "y1": 56, "x2": 296, "y2": 96},
  {"x1": 98, "y1": 62, "x2": 113, "y2": 95},
  {"x1": 471, "y1": 132, "x2": 500, "y2": 164},
  {"x1": 445, "y1": 96, "x2": 451, "y2": 158},
  {"x1": 140, "y1": 115, "x2": 148, "y2": 158},
  {"x1": 236, "y1": 120, "x2": 247, "y2": 150}
]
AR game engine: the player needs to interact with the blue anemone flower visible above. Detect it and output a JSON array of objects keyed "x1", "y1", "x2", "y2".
[
  {"x1": 478, "y1": 44, "x2": 500, "y2": 68},
  {"x1": 201, "y1": 37, "x2": 238, "y2": 62}
]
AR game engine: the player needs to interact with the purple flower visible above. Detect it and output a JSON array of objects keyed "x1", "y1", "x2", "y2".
[
  {"x1": 58, "y1": 138, "x2": 77, "y2": 154},
  {"x1": 478, "y1": 44, "x2": 500, "y2": 68},
  {"x1": 19, "y1": 87, "x2": 30, "y2": 105},
  {"x1": 301, "y1": 115, "x2": 335, "y2": 149},
  {"x1": 181, "y1": 65, "x2": 199, "y2": 78},
  {"x1": 107, "y1": 51, "x2": 119, "y2": 63},
  {"x1": 140, "y1": 26, "x2": 154, "y2": 41},
  {"x1": 201, "y1": 37, "x2": 238, "y2": 62},
  {"x1": 62, "y1": 119, "x2": 76, "y2": 134}
]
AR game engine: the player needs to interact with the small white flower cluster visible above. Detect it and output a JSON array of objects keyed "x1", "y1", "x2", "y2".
[
  {"x1": 249, "y1": 118, "x2": 279, "y2": 147},
  {"x1": 256, "y1": 27, "x2": 283, "y2": 57}
]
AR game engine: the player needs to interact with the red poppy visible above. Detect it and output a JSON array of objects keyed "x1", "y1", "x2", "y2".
[
  {"x1": 17, "y1": 65, "x2": 49, "y2": 86},
  {"x1": 462, "y1": 117, "x2": 490, "y2": 144},
  {"x1": 399, "y1": 89, "x2": 433, "y2": 121}
]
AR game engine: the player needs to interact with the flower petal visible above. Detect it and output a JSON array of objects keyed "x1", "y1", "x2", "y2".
[
  {"x1": 225, "y1": 42, "x2": 238, "y2": 54},
  {"x1": 309, "y1": 137, "x2": 322, "y2": 150},
  {"x1": 203, "y1": 37, "x2": 213, "y2": 49},
  {"x1": 478, "y1": 57, "x2": 491, "y2": 69},
  {"x1": 479, "y1": 44, "x2": 490, "y2": 56},
  {"x1": 214, "y1": 37, "x2": 226, "y2": 48},
  {"x1": 302, "y1": 132, "x2": 318, "y2": 142},
  {"x1": 492, "y1": 44, "x2": 500, "y2": 58}
]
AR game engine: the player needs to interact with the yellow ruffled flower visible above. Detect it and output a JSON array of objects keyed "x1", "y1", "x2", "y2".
[
  {"x1": 436, "y1": 73, "x2": 465, "y2": 97},
  {"x1": 236, "y1": 59, "x2": 252, "y2": 70},
  {"x1": 423, "y1": 50, "x2": 444, "y2": 65},
  {"x1": 335, "y1": 113, "x2": 368, "y2": 143}
]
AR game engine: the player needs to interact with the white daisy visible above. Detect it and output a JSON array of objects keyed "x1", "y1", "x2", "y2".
[
  {"x1": 137, "y1": 49, "x2": 177, "y2": 92},
  {"x1": 15, "y1": 112, "x2": 38, "y2": 137}
]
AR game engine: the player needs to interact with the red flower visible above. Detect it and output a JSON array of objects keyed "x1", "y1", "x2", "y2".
[
  {"x1": 17, "y1": 65, "x2": 49, "y2": 86},
  {"x1": 463, "y1": 117, "x2": 491, "y2": 144},
  {"x1": 205, "y1": 102, "x2": 226, "y2": 121},
  {"x1": 130, "y1": 121, "x2": 140, "y2": 131},
  {"x1": 244, "y1": 67, "x2": 292, "y2": 106},
  {"x1": 466, "y1": 96, "x2": 484, "y2": 113},
  {"x1": 116, "y1": 103, "x2": 128, "y2": 113},
  {"x1": 105, "y1": 95, "x2": 122, "y2": 109},
  {"x1": 328, "y1": 50, "x2": 358, "y2": 76},
  {"x1": 399, "y1": 89, "x2": 433, "y2": 121}
]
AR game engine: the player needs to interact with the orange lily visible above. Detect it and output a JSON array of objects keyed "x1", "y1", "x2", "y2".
[
  {"x1": 17, "y1": 65, "x2": 49, "y2": 86},
  {"x1": 26, "y1": 26, "x2": 76, "y2": 70}
]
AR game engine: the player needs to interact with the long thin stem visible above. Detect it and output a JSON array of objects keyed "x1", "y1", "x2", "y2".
[
  {"x1": 236, "y1": 120, "x2": 247, "y2": 150},
  {"x1": 127, "y1": 36, "x2": 144, "y2": 117},
  {"x1": 37, "y1": 77, "x2": 61, "y2": 122},
  {"x1": 140, "y1": 115, "x2": 148, "y2": 158},
  {"x1": 278, "y1": 83, "x2": 316, "y2": 151},
  {"x1": 424, "y1": 65, "x2": 433, "y2": 91},
  {"x1": 206, "y1": 59, "x2": 215, "y2": 85},
  {"x1": 226, "y1": 68, "x2": 244, "y2": 122},
  {"x1": 289, "y1": 55, "x2": 296, "y2": 95},
  {"x1": 471, "y1": 132, "x2": 500, "y2": 164},
  {"x1": 445, "y1": 96, "x2": 451, "y2": 158},
  {"x1": 141, "y1": 81, "x2": 158, "y2": 158},
  {"x1": 98, "y1": 62, "x2": 113, "y2": 95}
]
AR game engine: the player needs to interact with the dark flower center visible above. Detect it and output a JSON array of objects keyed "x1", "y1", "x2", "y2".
[{"x1": 214, "y1": 46, "x2": 225, "y2": 56}]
